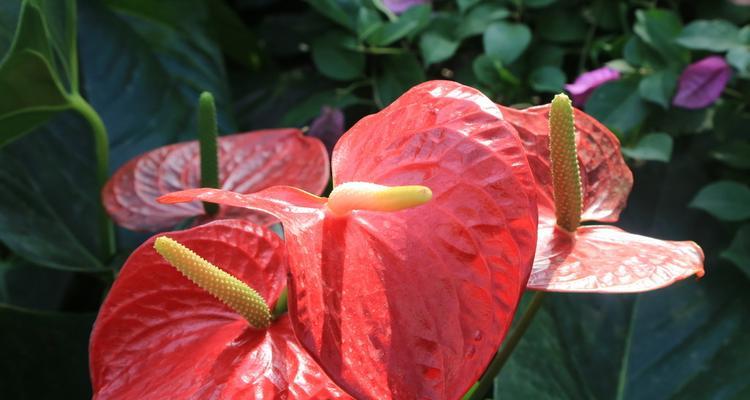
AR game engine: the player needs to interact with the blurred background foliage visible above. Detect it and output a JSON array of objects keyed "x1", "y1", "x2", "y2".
[{"x1": 0, "y1": 0, "x2": 748, "y2": 398}]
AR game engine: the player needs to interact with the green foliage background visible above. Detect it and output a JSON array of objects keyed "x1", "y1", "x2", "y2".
[{"x1": 0, "y1": 0, "x2": 748, "y2": 398}]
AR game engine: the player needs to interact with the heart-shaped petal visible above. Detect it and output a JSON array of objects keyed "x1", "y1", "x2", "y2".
[
  {"x1": 89, "y1": 220, "x2": 350, "y2": 399},
  {"x1": 527, "y1": 222, "x2": 704, "y2": 293},
  {"x1": 102, "y1": 129, "x2": 329, "y2": 231},
  {"x1": 160, "y1": 81, "x2": 539, "y2": 399},
  {"x1": 499, "y1": 105, "x2": 633, "y2": 223}
]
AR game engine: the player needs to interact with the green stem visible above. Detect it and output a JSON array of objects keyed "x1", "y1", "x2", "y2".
[
  {"x1": 69, "y1": 94, "x2": 115, "y2": 259},
  {"x1": 197, "y1": 92, "x2": 219, "y2": 215},
  {"x1": 464, "y1": 291, "x2": 546, "y2": 400},
  {"x1": 273, "y1": 287, "x2": 288, "y2": 319}
]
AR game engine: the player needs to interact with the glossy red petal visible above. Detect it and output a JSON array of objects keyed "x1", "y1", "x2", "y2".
[
  {"x1": 159, "y1": 81, "x2": 539, "y2": 399},
  {"x1": 500, "y1": 105, "x2": 633, "y2": 223},
  {"x1": 89, "y1": 220, "x2": 350, "y2": 399},
  {"x1": 527, "y1": 222, "x2": 705, "y2": 293},
  {"x1": 102, "y1": 129, "x2": 329, "y2": 231}
]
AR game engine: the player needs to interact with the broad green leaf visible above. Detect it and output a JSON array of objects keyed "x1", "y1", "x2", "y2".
[
  {"x1": 529, "y1": 44, "x2": 565, "y2": 68},
  {"x1": 690, "y1": 181, "x2": 750, "y2": 221},
  {"x1": 420, "y1": 31, "x2": 460, "y2": 66},
  {"x1": 585, "y1": 78, "x2": 648, "y2": 135},
  {"x1": 0, "y1": 150, "x2": 103, "y2": 271},
  {"x1": 496, "y1": 268, "x2": 750, "y2": 399},
  {"x1": 638, "y1": 69, "x2": 679, "y2": 109},
  {"x1": 367, "y1": 5, "x2": 430, "y2": 46},
  {"x1": 312, "y1": 31, "x2": 365, "y2": 81},
  {"x1": 0, "y1": 0, "x2": 78, "y2": 146},
  {"x1": 374, "y1": 53, "x2": 425, "y2": 108},
  {"x1": 0, "y1": 305, "x2": 94, "y2": 398},
  {"x1": 711, "y1": 142, "x2": 750, "y2": 169},
  {"x1": 722, "y1": 224, "x2": 750, "y2": 278},
  {"x1": 524, "y1": 0, "x2": 557, "y2": 7},
  {"x1": 483, "y1": 21, "x2": 531, "y2": 65},
  {"x1": 456, "y1": 3, "x2": 510, "y2": 39},
  {"x1": 206, "y1": 0, "x2": 263, "y2": 69},
  {"x1": 357, "y1": 7, "x2": 383, "y2": 41},
  {"x1": 78, "y1": 0, "x2": 235, "y2": 167},
  {"x1": 623, "y1": 35, "x2": 666, "y2": 68},
  {"x1": 529, "y1": 66, "x2": 565, "y2": 93},
  {"x1": 633, "y1": 9, "x2": 689, "y2": 67},
  {"x1": 472, "y1": 54, "x2": 503, "y2": 86},
  {"x1": 0, "y1": 1, "x2": 22, "y2": 55},
  {"x1": 621, "y1": 133, "x2": 673, "y2": 162},
  {"x1": 457, "y1": 0, "x2": 482, "y2": 14},
  {"x1": 676, "y1": 19, "x2": 742, "y2": 51},
  {"x1": 0, "y1": 259, "x2": 71, "y2": 310}
]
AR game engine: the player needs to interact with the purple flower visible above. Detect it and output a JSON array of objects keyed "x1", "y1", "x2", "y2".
[
  {"x1": 565, "y1": 67, "x2": 621, "y2": 107},
  {"x1": 308, "y1": 106, "x2": 345, "y2": 154},
  {"x1": 383, "y1": 0, "x2": 429, "y2": 14},
  {"x1": 672, "y1": 56, "x2": 731, "y2": 109}
]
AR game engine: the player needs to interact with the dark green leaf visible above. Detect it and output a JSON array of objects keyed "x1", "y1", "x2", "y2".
[
  {"x1": 457, "y1": 0, "x2": 482, "y2": 14},
  {"x1": 312, "y1": 31, "x2": 364, "y2": 81},
  {"x1": 472, "y1": 54, "x2": 503, "y2": 87},
  {"x1": 206, "y1": 0, "x2": 263, "y2": 69},
  {"x1": 536, "y1": 10, "x2": 588, "y2": 43},
  {"x1": 306, "y1": 0, "x2": 356, "y2": 31},
  {"x1": 374, "y1": 53, "x2": 425, "y2": 108},
  {"x1": 633, "y1": 9, "x2": 689, "y2": 67},
  {"x1": 0, "y1": 0, "x2": 78, "y2": 146},
  {"x1": 0, "y1": 259, "x2": 71, "y2": 310},
  {"x1": 723, "y1": 224, "x2": 750, "y2": 278},
  {"x1": 483, "y1": 21, "x2": 531, "y2": 65},
  {"x1": 585, "y1": 78, "x2": 648, "y2": 135},
  {"x1": 690, "y1": 181, "x2": 750, "y2": 221},
  {"x1": 638, "y1": 69, "x2": 679, "y2": 109},
  {"x1": 456, "y1": 3, "x2": 510, "y2": 39},
  {"x1": 528, "y1": 44, "x2": 566, "y2": 68},
  {"x1": 0, "y1": 151, "x2": 102, "y2": 271},
  {"x1": 676, "y1": 19, "x2": 741, "y2": 51},
  {"x1": 496, "y1": 269, "x2": 750, "y2": 399},
  {"x1": 357, "y1": 7, "x2": 383, "y2": 41},
  {"x1": 0, "y1": 305, "x2": 94, "y2": 398},
  {"x1": 711, "y1": 142, "x2": 750, "y2": 169},
  {"x1": 623, "y1": 35, "x2": 666, "y2": 68},
  {"x1": 621, "y1": 133, "x2": 673, "y2": 162},
  {"x1": 529, "y1": 66, "x2": 565, "y2": 93},
  {"x1": 524, "y1": 0, "x2": 557, "y2": 7},
  {"x1": 420, "y1": 31, "x2": 459, "y2": 66}
]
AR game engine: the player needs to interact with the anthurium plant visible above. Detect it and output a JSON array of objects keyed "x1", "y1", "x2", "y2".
[{"x1": 1, "y1": 1, "x2": 746, "y2": 399}]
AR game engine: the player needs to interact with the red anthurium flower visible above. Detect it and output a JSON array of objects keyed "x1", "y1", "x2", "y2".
[
  {"x1": 89, "y1": 220, "x2": 352, "y2": 399},
  {"x1": 159, "y1": 81, "x2": 539, "y2": 399},
  {"x1": 501, "y1": 96, "x2": 704, "y2": 293},
  {"x1": 102, "y1": 129, "x2": 329, "y2": 231}
]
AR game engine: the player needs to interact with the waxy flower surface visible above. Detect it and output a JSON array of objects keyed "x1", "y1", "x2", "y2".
[
  {"x1": 160, "y1": 81, "x2": 539, "y2": 399},
  {"x1": 89, "y1": 220, "x2": 351, "y2": 399},
  {"x1": 499, "y1": 98, "x2": 704, "y2": 292},
  {"x1": 102, "y1": 129, "x2": 329, "y2": 231}
]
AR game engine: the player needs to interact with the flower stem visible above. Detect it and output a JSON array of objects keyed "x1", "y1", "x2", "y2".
[
  {"x1": 464, "y1": 291, "x2": 546, "y2": 400},
  {"x1": 197, "y1": 92, "x2": 220, "y2": 215},
  {"x1": 273, "y1": 287, "x2": 288, "y2": 319},
  {"x1": 69, "y1": 94, "x2": 115, "y2": 259}
]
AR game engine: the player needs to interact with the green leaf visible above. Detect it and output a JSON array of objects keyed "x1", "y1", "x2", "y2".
[
  {"x1": 633, "y1": 9, "x2": 689, "y2": 67},
  {"x1": 536, "y1": 10, "x2": 588, "y2": 43},
  {"x1": 676, "y1": 19, "x2": 741, "y2": 51},
  {"x1": 374, "y1": 53, "x2": 425, "y2": 108},
  {"x1": 456, "y1": 3, "x2": 510, "y2": 39},
  {"x1": 357, "y1": 7, "x2": 383, "y2": 41},
  {"x1": 312, "y1": 31, "x2": 364, "y2": 81},
  {"x1": 306, "y1": 0, "x2": 356, "y2": 31},
  {"x1": 711, "y1": 142, "x2": 750, "y2": 169},
  {"x1": 727, "y1": 46, "x2": 750, "y2": 77},
  {"x1": 496, "y1": 268, "x2": 750, "y2": 399},
  {"x1": 0, "y1": 259, "x2": 71, "y2": 310},
  {"x1": 0, "y1": 0, "x2": 78, "y2": 146},
  {"x1": 0, "y1": 305, "x2": 94, "y2": 398},
  {"x1": 367, "y1": 5, "x2": 430, "y2": 46},
  {"x1": 472, "y1": 54, "x2": 503, "y2": 86},
  {"x1": 483, "y1": 21, "x2": 531, "y2": 65},
  {"x1": 529, "y1": 66, "x2": 565, "y2": 93},
  {"x1": 621, "y1": 133, "x2": 673, "y2": 162},
  {"x1": 722, "y1": 224, "x2": 750, "y2": 278},
  {"x1": 0, "y1": 150, "x2": 103, "y2": 271},
  {"x1": 690, "y1": 181, "x2": 750, "y2": 221},
  {"x1": 524, "y1": 0, "x2": 557, "y2": 7},
  {"x1": 638, "y1": 69, "x2": 679, "y2": 109},
  {"x1": 457, "y1": 0, "x2": 483, "y2": 13},
  {"x1": 585, "y1": 78, "x2": 648, "y2": 135},
  {"x1": 419, "y1": 31, "x2": 459, "y2": 66},
  {"x1": 623, "y1": 35, "x2": 665, "y2": 68},
  {"x1": 78, "y1": 0, "x2": 236, "y2": 166}
]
